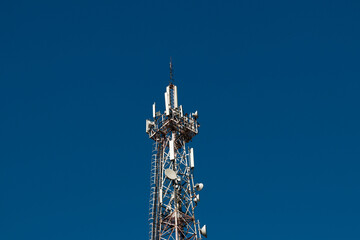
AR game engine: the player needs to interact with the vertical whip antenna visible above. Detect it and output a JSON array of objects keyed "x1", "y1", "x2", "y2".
[{"x1": 169, "y1": 57, "x2": 174, "y2": 84}]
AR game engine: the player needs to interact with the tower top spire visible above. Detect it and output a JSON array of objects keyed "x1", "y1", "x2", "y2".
[{"x1": 169, "y1": 57, "x2": 174, "y2": 84}]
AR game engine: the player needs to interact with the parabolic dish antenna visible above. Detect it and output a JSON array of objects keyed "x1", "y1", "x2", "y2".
[{"x1": 165, "y1": 168, "x2": 177, "y2": 180}]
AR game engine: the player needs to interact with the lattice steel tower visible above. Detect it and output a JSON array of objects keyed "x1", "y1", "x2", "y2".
[{"x1": 146, "y1": 61, "x2": 207, "y2": 240}]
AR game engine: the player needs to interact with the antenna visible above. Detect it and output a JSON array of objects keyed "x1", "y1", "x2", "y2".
[{"x1": 169, "y1": 57, "x2": 174, "y2": 84}]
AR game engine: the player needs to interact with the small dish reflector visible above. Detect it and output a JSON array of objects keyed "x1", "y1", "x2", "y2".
[
  {"x1": 195, "y1": 183, "x2": 204, "y2": 191},
  {"x1": 165, "y1": 168, "x2": 177, "y2": 180},
  {"x1": 194, "y1": 194, "x2": 200, "y2": 203},
  {"x1": 200, "y1": 225, "x2": 207, "y2": 238}
]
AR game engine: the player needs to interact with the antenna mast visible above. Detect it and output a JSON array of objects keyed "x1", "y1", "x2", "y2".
[
  {"x1": 169, "y1": 57, "x2": 174, "y2": 84},
  {"x1": 146, "y1": 62, "x2": 207, "y2": 240}
]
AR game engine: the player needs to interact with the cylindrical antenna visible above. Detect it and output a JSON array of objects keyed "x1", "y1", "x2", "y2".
[{"x1": 169, "y1": 57, "x2": 174, "y2": 84}]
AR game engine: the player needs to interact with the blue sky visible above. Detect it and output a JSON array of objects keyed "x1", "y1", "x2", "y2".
[{"x1": 1, "y1": 0, "x2": 360, "y2": 239}]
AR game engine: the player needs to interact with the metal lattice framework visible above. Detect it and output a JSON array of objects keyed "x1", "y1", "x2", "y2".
[{"x1": 146, "y1": 63, "x2": 206, "y2": 240}]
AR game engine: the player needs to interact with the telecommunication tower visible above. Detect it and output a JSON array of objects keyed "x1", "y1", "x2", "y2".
[{"x1": 146, "y1": 61, "x2": 207, "y2": 240}]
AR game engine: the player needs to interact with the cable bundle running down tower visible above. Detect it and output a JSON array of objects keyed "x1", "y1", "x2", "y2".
[{"x1": 146, "y1": 62, "x2": 207, "y2": 240}]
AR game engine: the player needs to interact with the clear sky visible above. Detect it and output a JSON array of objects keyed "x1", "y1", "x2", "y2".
[{"x1": 1, "y1": 0, "x2": 360, "y2": 239}]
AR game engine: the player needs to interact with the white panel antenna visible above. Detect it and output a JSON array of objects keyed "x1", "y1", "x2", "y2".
[
  {"x1": 152, "y1": 102, "x2": 156, "y2": 118},
  {"x1": 146, "y1": 119, "x2": 153, "y2": 133},
  {"x1": 169, "y1": 140, "x2": 175, "y2": 160},
  {"x1": 159, "y1": 188, "x2": 162, "y2": 204},
  {"x1": 173, "y1": 85, "x2": 178, "y2": 108},
  {"x1": 164, "y1": 92, "x2": 170, "y2": 116},
  {"x1": 190, "y1": 148, "x2": 194, "y2": 169}
]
